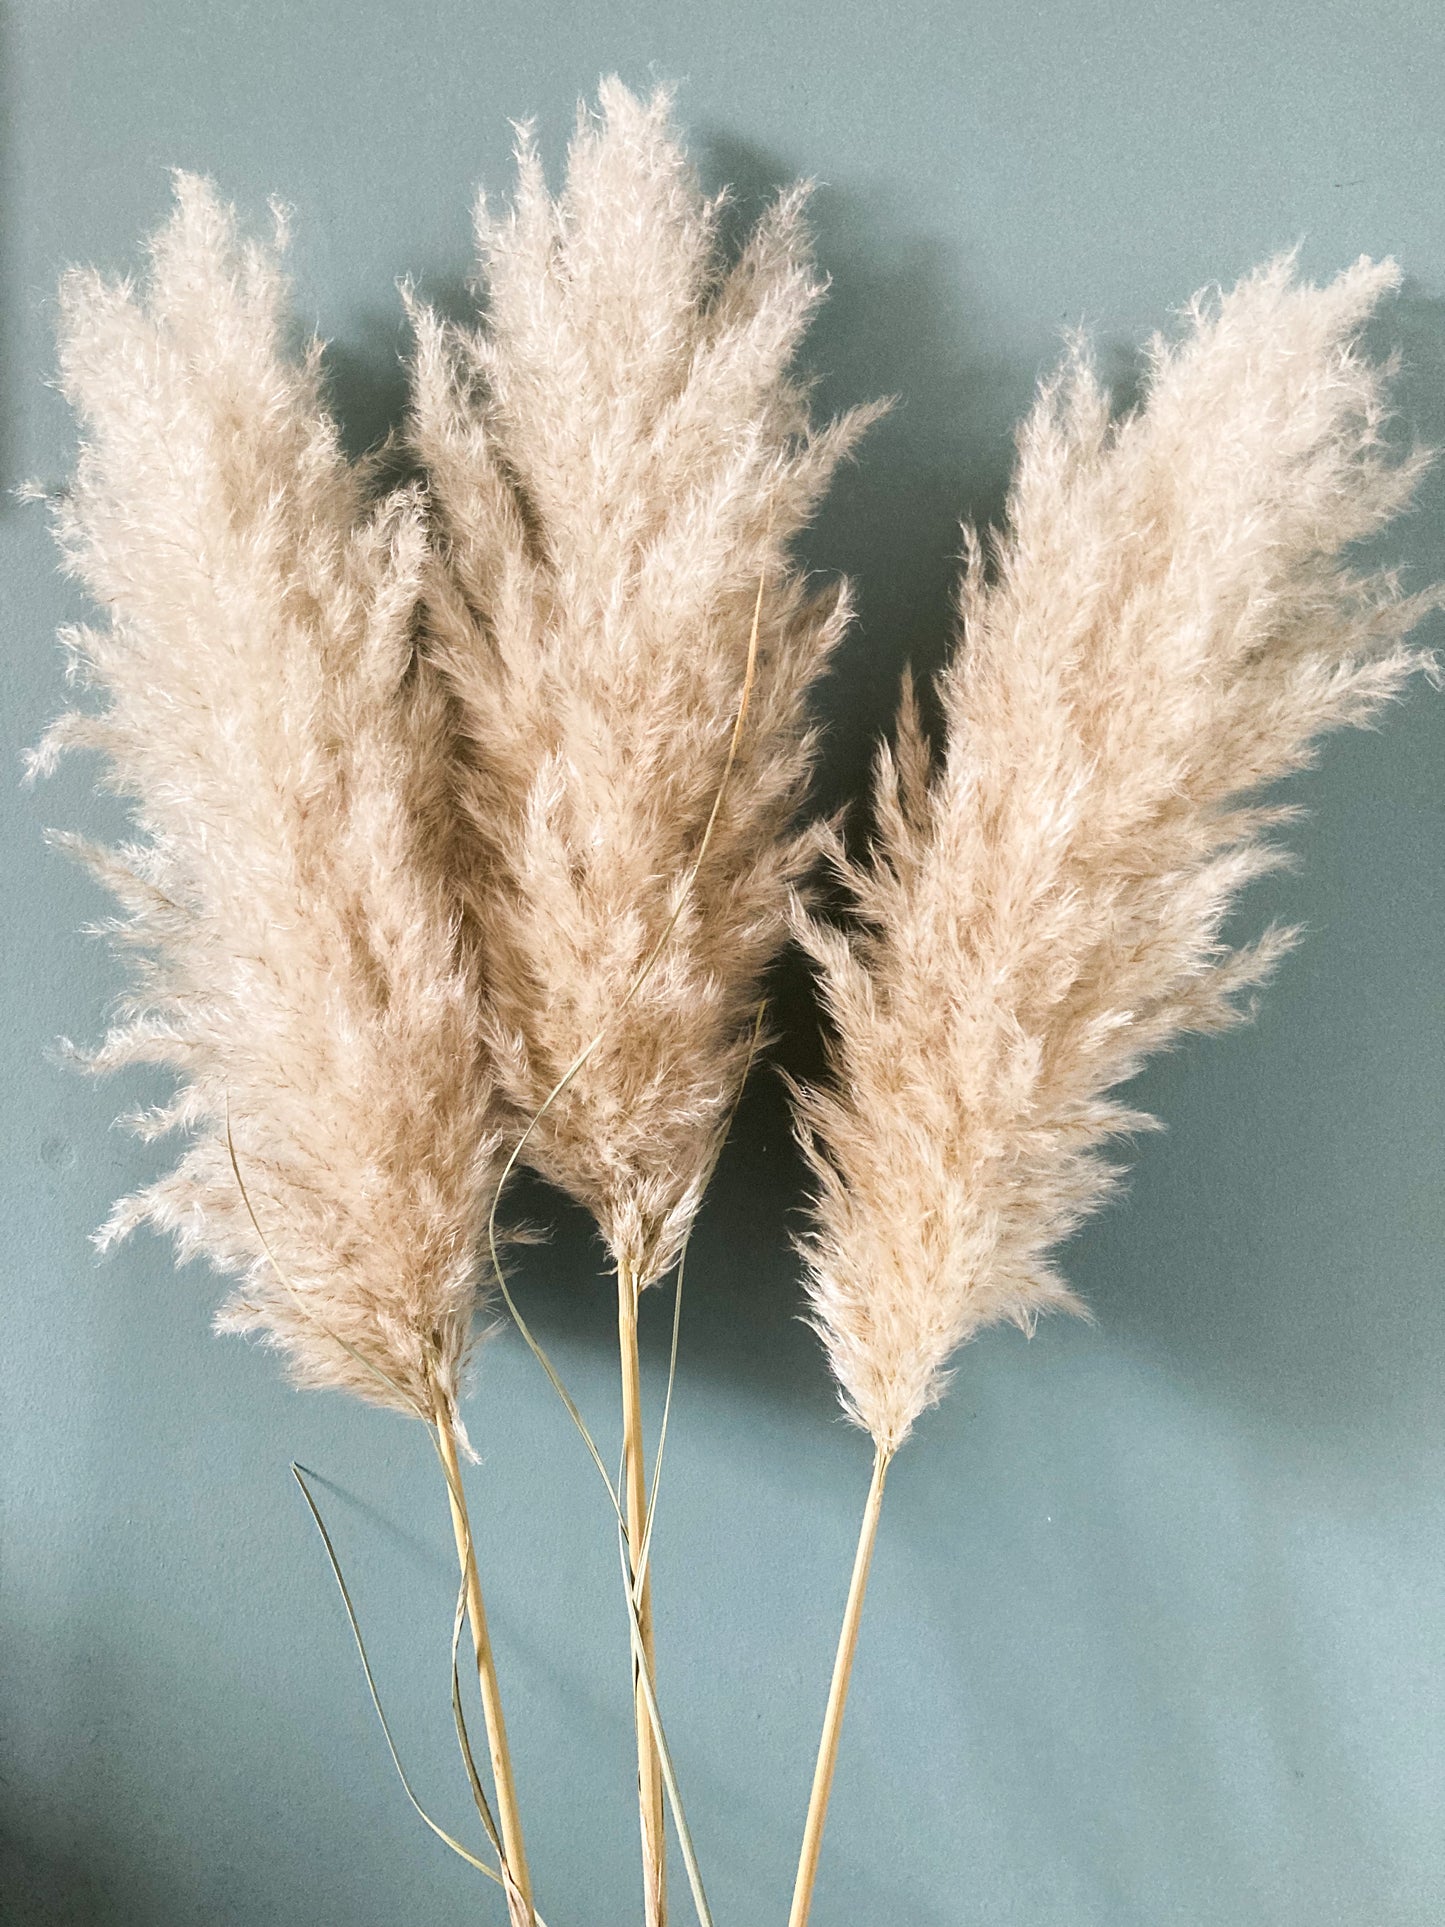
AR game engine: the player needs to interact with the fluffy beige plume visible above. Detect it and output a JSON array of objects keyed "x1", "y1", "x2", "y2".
[
  {"x1": 792, "y1": 255, "x2": 1437, "y2": 1457},
  {"x1": 409, "y1": 82, "x2": 885, "y2": 1927},
  {"x1": 409, "y1": 78, "x2": 886, "y2": 1289},
  {"x1": 33, "y1": 177, "x2": 508, "y2": 1429}
]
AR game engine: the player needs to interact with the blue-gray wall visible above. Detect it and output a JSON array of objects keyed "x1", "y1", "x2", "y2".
[{"x1": 3, "y1": 5, "x2": 1443, "y2": 1923}]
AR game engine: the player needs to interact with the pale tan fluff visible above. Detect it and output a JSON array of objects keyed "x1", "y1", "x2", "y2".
[
  {"x1": 791, "y1": 257, "x2": 1436, "y2": 1454},
  {"x1": 409, "y1": 80, "x2": 886, "y2": 1287},
  {"x1": 33, "y1": 178, "x2": 507, "y2": 1427}
]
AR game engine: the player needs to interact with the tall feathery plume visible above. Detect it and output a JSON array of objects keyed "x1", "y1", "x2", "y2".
[
  {"x1": 784, "y1": 255, "x2": 1437, "y2": 1926},
  {"x1": 407, "y1": 79, "x2": 885, "y2": 1926},
  {"x1": 31, "y1": 180, "x2": 536, "y2": 1923}
]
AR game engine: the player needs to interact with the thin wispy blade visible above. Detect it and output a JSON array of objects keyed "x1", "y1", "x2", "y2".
[
  {"x1": 640, "y1": 1000, "x2": 769, "y2": 1594},
  {"x1": 291, "y1": 1464, "x2": 500, "y2": 1886}
]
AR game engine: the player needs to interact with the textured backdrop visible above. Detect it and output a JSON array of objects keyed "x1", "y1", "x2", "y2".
[{"x1": 3, "y1": 4, "x2": 1443, "y2": 1923}]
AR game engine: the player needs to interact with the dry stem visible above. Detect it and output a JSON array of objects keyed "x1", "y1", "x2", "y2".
[
  {"x1": 618, "y1": 1256, "x2": 667, "y2": 1927},
  {"x1": 788, "y1": 1444, "x2": 892, "y2": 1927},
  {"x1": 433, "y1": 1388, "x2": 535, "y2": 1926}
]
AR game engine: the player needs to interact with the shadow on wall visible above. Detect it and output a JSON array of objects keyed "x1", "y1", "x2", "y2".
[
  {"x1": 324, "y1": 273, "x2": 477, "y2": 472},
  {"x1": 699, "y1": 133, "x2": 1035, "y2": 816}
]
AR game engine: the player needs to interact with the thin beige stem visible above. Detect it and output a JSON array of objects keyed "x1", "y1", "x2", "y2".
[
  {"x1": 618, "y1": 1256, "x2": 667, "y2": 1927},
  {"x1": 433, "y1": 1389, "x2": 535, "y2": 1927},
  {"x1": 787, "y1": 1444, "x2": 892, "y2": 1927}
]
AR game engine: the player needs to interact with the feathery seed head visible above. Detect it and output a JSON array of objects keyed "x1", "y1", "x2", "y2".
[
  {"x1": 410, "y1": 79, "x2": 886, "y2": 1284},
  {"x1": 791, "y1": 255, "x2": 1437, "y2": 1453},
  {"x1": 36, "y1": 178, "x2": 509, "y2": 1429}
]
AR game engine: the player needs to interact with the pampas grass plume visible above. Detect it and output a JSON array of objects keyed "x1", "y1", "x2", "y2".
[
  {"x1": 33, "y1": 174, "x2": 543, "y2": 1920},
  {"x1": 410, "y1": 79, "x2": 887, "y2": 1290},
  {"x1": 781, "y1": 251, "x2": 1437, "y2": 1927},
  {"x1": 33, "y1": 176, "x2": 509, "y2": 1435},
  {"x1": 792, "y1": 253, "x2": 1437, "y2": 1457},
  {"x1": 406, "y1": 82, "x2": 886, "y2": 1927}
]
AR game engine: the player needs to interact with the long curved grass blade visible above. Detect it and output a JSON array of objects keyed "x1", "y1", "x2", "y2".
[
  {"x1": 448, "y1": 1564, "x2": 537, "y2": 1927},
  {"x1": 488, "y1": 1265, "x2": 623, "y2": 1513},
  {"x1": 637, "y1": 1000, "x2": 767, "y2": 1597},
  {"x1": 482, "y1": 1267, "x2": 720, "y2": 1925},
  {"x1": 486, "y1": 1225, "x2": 715, "y2": 1925},
  {"x1": 447, "y1": 1566, "x2": 506, "y2": 1861},
  {"x1": 425, "y1": 1426, "x2": 504, "y2": 1853},
  {"x1": 290, "y1": 1464, "x2": 500, "y2": 1885},
  {"x1": 634, "y1": 1257, "x2": 683, "y2": 1602},
  {"x1": 483, "y1": 560, "x2": 770, "y2": 1525}
]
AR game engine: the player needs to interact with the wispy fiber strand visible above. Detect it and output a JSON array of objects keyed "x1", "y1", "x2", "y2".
[
  {"x1": 784, "y1": 254, "x2": 1438, "y2": 1927},
  {"x1": 407, "y1": 79, "x2": 884, "y2": 1927}
]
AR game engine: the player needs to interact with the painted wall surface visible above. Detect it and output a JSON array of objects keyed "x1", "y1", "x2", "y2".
[{"x1": 3, "y1": 5, "x2": 1443, "y2": 1924}]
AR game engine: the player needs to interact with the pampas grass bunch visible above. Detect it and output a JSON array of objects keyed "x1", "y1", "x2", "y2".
[
  {"x1": 782, "y1": 254, "x2": 1437, "y2": 1925},
  {"x1": 28, "y1": 78, "x2": 1437, "y2": 1927}
]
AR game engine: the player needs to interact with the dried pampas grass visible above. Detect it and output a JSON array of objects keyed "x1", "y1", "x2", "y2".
[
  {"x1": 34, "y1": 175, "x2": 505, "y2": 1429},
  {"x1": 407, "y1": 80, "x2": 883, "y2": 1925},
  {"x1": 410, "y1": 78, "x2": 883, "y2": 1293},
  {"x1": 27, "y1": 79, "x2": 1439, "y2": 1927},
  {"x1": 784, "y1": 253, "x2": 1438, "y2": 1927},
  {"x1": 32, "y1": 177, "x2": 536, "y2": 1921},
  {"x1": 794, "y1": 254, "x2": 1434, "y2": 1457}
]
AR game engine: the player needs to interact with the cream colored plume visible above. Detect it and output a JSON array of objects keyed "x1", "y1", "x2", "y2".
[
  {"x1": 33, "y1": 177, "x2": 508, "y2": 1428},
  {"x1": 408, "y1": 78, "x2": 886, "y2": 1287},
  {"x1": 791, "y1": 255, "x2": 1436, "y2": 1454}
]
